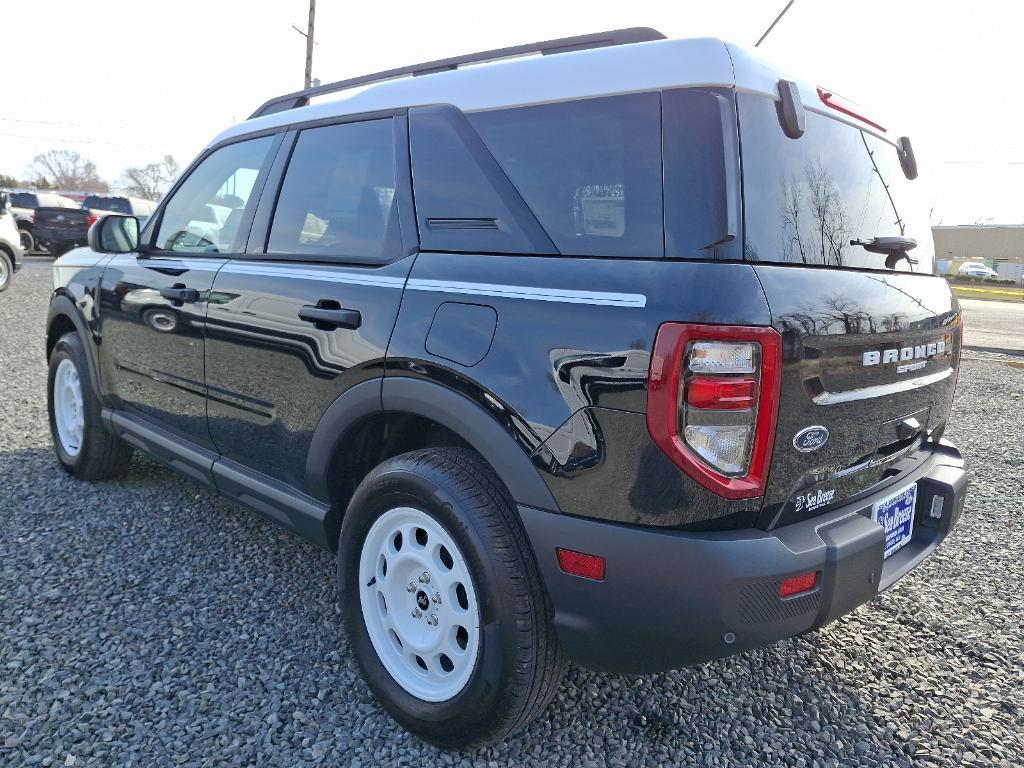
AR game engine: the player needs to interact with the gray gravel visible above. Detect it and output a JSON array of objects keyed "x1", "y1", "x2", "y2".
[{"x1": 2, "y1": 259, "x2": 1023, "y2": 767}]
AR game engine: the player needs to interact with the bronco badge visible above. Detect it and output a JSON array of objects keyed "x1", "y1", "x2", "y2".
[{"x1": 794, "y1": 425, "x2": 829, "y2": 452}]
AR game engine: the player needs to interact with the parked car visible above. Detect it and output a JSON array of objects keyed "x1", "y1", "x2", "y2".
[
  {"x1": 33, "y1": 205, "x2": 92, "y2": 257},
  {"x1": 0, "y1": 191, "x2": 24, "y2": 290},
  {"x1": 5, "y1": 190, "x2": 81, "y2": 253},
  {"x1": 45, "y1": 29, "x2": 967, "y2": 747},
  {"x1": 81, "y1": 195, "x2": 157, "y2": 227},
  {"x1": 958, "y1": 262, "x2": 998, "y2": 279}
]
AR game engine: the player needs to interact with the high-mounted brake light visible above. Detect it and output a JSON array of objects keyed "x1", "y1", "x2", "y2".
[
  {"x1": 816, "y1": 87, "x2": 886, "y2": 132},
  {"x1": 647, "y1": 323, "x2": 782, "y2": 500}
]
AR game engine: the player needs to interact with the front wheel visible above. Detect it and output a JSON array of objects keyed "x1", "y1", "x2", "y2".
[
  {"x1": 337, "y1": 448, "x2": 565, "y2": 748},
  {"x1": 47, "y1": 332, "x2": 133, "y2": 479},
  {"x1": 0, "y1": 252, "x2": 10, "y2": 291}
]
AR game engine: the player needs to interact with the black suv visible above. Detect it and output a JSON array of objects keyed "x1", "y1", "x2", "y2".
[{"x1": 45, "y1": 29, "x2": 967, "y2": 748}]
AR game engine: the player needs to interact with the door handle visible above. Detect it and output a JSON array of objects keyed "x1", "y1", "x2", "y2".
[
  {"x1": 298, "y1": 305, "x2": 362, "y2": 330},
  {"x1": 159, "y1": 286, "x2": 200, "y2": 304}
]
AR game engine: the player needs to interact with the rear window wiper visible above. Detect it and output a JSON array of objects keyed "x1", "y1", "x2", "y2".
[{"x1": 850, "y1": 236, "x2": 918, "y2": 269}]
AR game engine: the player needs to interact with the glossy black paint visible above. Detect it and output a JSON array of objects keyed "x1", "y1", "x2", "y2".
[
  {"x1": 386, "y1": 252, "x2": 772, "y2": 527},
  {"x1": 204, "y1": 257, "x2": 413, "y2": 495},
  {"x1": 96, "y1": 254, "x2": 226, "y2": 451},
  {"x1": 753, "y1": 265, "x2": 962, "y2": 528}
]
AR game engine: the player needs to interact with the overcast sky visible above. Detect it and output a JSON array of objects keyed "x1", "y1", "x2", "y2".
[{"x1": 3, "y1": 0, "x2": 1020, "y2": 224}]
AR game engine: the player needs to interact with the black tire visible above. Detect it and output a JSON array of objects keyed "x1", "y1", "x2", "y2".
[
  {"x1": 337, "y1": 448, "x2": 565, "y2": 748},
  {"x1": 19, "y1": 226, "x2": 34, "y2": 254},
  {"x1": 47, "y1": 332, "x2": 133, "y2": 480},
  {"x1": 0, "y1": 251, "x2": 11, "y2": 292}
]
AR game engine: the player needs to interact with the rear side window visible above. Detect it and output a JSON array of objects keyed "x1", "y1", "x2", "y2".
[
  {"x1": 468, "y1": 94, "x2": 663, "y2": 257},
  {"x1": 267, "y1": 118, "x2": 399, "y2": 262},
  {"x1": 11, "y1": 193, "x2": 37, "y2": 208},
  {"x1": 84, "y1": 196, "x2": 130, "y2": 213},
  {"x1": 740, "y1": 93, "x2": 934, "y2": 272}
]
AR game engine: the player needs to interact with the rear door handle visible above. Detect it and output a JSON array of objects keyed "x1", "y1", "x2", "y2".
[
  {"x1": 159, "y1": 286, "x2": 200, "y2": 304},
  {"x1": 298, "y1": 305, "x2": 362, "y2": 330}
]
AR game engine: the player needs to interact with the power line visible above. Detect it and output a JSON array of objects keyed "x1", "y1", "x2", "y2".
[
  {"x1": 0, "y1": 131, "x2": 165, "y2": 149},
  {"x1": 756, "y1": 0, "x2": 796, "y2": 47}
]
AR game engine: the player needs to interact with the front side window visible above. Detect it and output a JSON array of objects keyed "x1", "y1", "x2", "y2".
[
  {"x1": 267, "y1": 118, "x2": 398, "y2": 261},
  {"x1": 468, "y1": 93, "x2": 663, "y2": 257},
  {"x1": 155, "y1": 136, "x2": 274, "y2": 253}
]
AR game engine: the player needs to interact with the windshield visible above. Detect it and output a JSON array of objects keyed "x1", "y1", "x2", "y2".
[{"x1": 740, "y1": 93, "x2": 933, "y2": 273}]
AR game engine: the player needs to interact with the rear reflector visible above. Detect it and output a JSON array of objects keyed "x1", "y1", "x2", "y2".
[
  {"x1": 779, "y1": 571, "x2": 818, "y2": 598},
  {"x1": 556, "y1": 548, "x2": 606, "y2": 581}
]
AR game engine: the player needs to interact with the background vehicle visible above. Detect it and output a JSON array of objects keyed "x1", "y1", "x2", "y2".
[
  {"x1": 33, "y1": 205, "x2": 92, "y2": 256},
  {"x1": 0, "y1": 191, "x2": 24, "y2": 290},
  {"x1": 81, "y1": 195, "x2": 157, "y2": 228},
  {"x1": 46, "y1": 29, "x2": 966, "y2": 747},
  {"x1": 958, "y1": 261, "x2": 998, "y2": 278},
  {"x1": 5, "y1": 190, "x2": 81, "y2": 254}
]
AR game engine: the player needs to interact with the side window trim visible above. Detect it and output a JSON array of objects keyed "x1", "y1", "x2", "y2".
[
  {"x1": 244, "y1": 110, "x2": 416, "y2": 266},
  {"x1": 143, "y1": 131, "x2": 284, "y2": 258}
]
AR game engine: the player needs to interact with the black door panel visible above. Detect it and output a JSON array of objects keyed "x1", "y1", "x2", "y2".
[
  {"x1": 97, "y1": 255, "x2": 226, "y2": 449},
  {"x1": 204, "y1": 257, "x2": 413, "y2": 496}
]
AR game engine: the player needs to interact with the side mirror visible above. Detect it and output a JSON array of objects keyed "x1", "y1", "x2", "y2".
[{"x1": 88, "y1": 214, "x2": 140, "y2": 253}]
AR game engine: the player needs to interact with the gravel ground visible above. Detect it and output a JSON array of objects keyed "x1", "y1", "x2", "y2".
[{"x1": 1, "y1": 259, "x2": 1023, "y2": 767}]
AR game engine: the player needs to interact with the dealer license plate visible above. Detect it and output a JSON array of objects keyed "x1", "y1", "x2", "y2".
[{"x1": 872, "y1": 483, "x2": 917, "y2": 559}]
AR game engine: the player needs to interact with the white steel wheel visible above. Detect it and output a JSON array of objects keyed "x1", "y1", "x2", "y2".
[
  {"x1": 53, "y1": 358, "x2": 85, "y2": 457},
  {"x1": 358, "y1": 506, "x2": 481, "y2": 702},
  {"x1": 0, "y1": 255, "x2": 9, "y2": 289}
]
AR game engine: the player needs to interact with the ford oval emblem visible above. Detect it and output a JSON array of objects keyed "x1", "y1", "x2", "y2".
[{"x1": 794, "y1": 425, "x2": 829, "y2": 453}]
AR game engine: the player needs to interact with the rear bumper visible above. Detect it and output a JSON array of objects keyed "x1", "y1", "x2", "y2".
[{"x1": 520, "y1": 441, "x2": 966, "y2": 674}]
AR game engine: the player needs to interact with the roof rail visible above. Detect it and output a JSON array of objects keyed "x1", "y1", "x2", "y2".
[{"x1": 249, "y1": 27, "x2": 666, "y2": 119}]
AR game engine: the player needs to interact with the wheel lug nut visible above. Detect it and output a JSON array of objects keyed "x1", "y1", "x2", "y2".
[
  {"x1": 427, "y1": 614, "x2": 438, "y2": 627},
  {"x1": 419, "y1": 572, "x2": 430, "y2": 584},
  {"x1": 406, "y1": 582, "x2": 416, "y2": 593},
  {"x1": 432, "y1": 592, "x2": 441, "y2": 605},
  {"x1": 412, "y1": 609, "x2": 422, "y2": 619}
]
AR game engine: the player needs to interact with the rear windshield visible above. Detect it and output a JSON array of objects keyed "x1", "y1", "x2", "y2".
[
  {"x1": 84, "y1": 196, "x2": 131, "y2": 214},
  {"x1": 11, "y1": 193, "x2": 37, "y2": 208},
  {"x1": 740, "y1": 93, "x2": 934, "y2": 273}
]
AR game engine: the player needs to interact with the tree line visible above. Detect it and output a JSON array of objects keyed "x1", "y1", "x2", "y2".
[{"x1": 0, "y1": 149, "x2": 180, "y2": 202}]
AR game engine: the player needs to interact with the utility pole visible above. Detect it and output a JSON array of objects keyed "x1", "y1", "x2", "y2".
[
  {"x1": 304, "y1": 0, "x2": 316, "y2": 89},
  {"x1": 291, "y1": 0, "x2": 317, "y2": 89}
]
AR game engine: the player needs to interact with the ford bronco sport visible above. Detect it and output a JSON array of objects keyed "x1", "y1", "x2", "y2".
[{"x1": 46, "y1": 29, "x2": 967, "y2": 747}]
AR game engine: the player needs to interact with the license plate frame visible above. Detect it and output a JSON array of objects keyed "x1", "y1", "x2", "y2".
[{"x1": 872, "y1": 483, "x2": 918, "y2": 559}]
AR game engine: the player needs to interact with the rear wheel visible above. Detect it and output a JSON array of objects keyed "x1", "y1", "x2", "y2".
[
  {"x1": 337, "y1": 448, "x2": 565, "y2": 748},
  {"x1": 19, "y1": 227, "x2": 34, "y2": 254},
  {"x1": 47, "y1": 332, "x2": 133, "y2": 479}
]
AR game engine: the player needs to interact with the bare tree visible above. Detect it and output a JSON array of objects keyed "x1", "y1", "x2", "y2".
[
  {"x1": 118, "y1": 155, "x2": 180, "y2": 201},
  {"x1": 30, "y1": 149, "x2": 108, "y2": 192}
]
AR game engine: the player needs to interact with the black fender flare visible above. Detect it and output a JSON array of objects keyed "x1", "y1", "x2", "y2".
[
  {"x1": 305, "y1": 376, "x2": 559, "y2": 512},
  {"x1": 47, "y1": 294, "x2": 104, "y2": 400}
]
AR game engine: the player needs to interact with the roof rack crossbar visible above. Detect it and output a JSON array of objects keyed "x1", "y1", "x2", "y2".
[{"x1": 249, "y1": 27, "x2": 666, "y2": 119}]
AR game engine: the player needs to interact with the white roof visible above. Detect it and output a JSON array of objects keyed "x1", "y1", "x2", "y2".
[{"x1": 210, "y1": 35, "x2": 894, "y2": 148}]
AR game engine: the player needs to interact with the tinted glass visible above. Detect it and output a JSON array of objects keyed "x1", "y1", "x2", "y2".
[
  {"x1": 84, "y1": 196, "x2": 130, "y2": 213},
  {"x1": 740, "y1": 94, "x2": 934, "y2": 272},
  {"x1": 268, "y1": 119, "x2": 398, "y2": 261},
  {"x1": 469, "y1": 93, "x2": 663, "y2": 257},
  {"x1": 155, "y1": 136, "x2": 273, "y2": 253},
  {"x1": 11, "y1": 193, "x2": 36, "y2": 208}
]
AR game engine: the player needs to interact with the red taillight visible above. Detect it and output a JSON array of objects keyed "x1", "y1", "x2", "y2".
[
  {"x1": 685, "y1": 376, "x2": 758, "y2": 411},
  {"x1": 779, "y1": 571, "x2": 818, "y2": 598},
  {"x1": 556, "y1": 548, "x2": 606, "y2": 581},
  {"x1": 647, "y1": 323, "x2": 782, "y2": 500},
  {"x1": 816, "y1": 87, "x2": 886, "y2": 132},
  {"x1": 87, "y1": 214, "x2": 100, "y2": 229}
]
